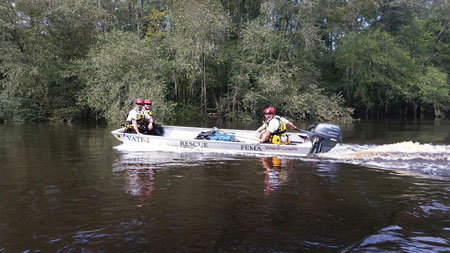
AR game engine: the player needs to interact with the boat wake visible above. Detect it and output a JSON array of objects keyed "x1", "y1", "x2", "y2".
[
  {"x1": 317, "y1": 141, "x2": 450, "y2": 178},
  {"x1": 113, "y1": 141, "x2": 450, "y2": 178}
]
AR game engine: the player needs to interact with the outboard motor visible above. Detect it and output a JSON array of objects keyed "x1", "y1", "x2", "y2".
[{"x1": 309, "y1": 123, "x2": 342, "y2": 153}]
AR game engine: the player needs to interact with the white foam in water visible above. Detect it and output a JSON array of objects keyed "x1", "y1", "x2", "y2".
[
  {"x1": 114, "y1": 141, "x2": 450, "y2": 178},
  {"x1": 363, "y1": 141, "x2": 449, "y2": 154},
  {"x1": 319, "y1": 142, "x2": 450, "y2": 178}
]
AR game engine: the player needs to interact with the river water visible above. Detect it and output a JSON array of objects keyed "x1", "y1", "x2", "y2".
[{"x1": 1, "y1": 120, "x2": 449, "y2": 252}]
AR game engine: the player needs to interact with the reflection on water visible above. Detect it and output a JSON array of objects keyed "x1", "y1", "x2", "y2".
[
  {"x1": 111, "y1": 150, "x2": 450, "y2": 252},
  {"x1": 114, "y1": 152, "x2": 156, "y2": 206},
  {"x1": 113, "y1": 144, "x2": 242, "y2": 168},
  {"x1": 124, "y1": 169, "x2": 155, "y2": 207},
  {"x1": 114, "y1": 149, "x2": 296, "y2": 198},
  {"x1": 114, "y1": 153, "x2": 157, "y2": 208},
  {"x1": 260, "y1": 157, "x2": 293, "y2": 196}
]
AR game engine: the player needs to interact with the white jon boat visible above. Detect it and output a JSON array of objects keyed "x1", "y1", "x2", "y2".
[{"x1": 111, "y1": 123, "x2": 342, "y2": 156}]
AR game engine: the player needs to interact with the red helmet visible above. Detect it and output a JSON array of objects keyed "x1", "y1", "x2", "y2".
[
  {"x1": 144, "y1": 99, "x2": 152, "y2": 105},
  {"x1": 263, "y1": 107, "x2": 275, "y2": 115},
  {"x1": 135, "y1": 98, "x2": 144, "y2": 104}
]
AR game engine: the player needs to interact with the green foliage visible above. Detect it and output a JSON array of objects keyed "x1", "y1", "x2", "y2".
[
  {"x1": 75, "y1": 30, "x2": 174, "y2": 125},
  {"x1": 143, "y1": 9, "x2": 168, "y2": 41},
  {"x1": 336, "y1": 30, "x2": 416, "y2": 114},
  {"x1": 231, "y1": 20, "x2": 353, "y2": 121},
  {"x1": 0, "y1": 0, "x2": 103, "y2": 121},
  {"x1": 172, "y1": 103, "x2": 209, "y2": 121},
  {"x1": 165, "y1": 0, "x2": 231, "y2": 113},
  {"x1": 1, "y1": 0, "x2": 448, "y2": 123},
  {"x1": 398, "y1": 19, "x2": 434, "y2": 60},
  {"x1": 416, "y1": 67, "x2": 450, "y2": 118}
]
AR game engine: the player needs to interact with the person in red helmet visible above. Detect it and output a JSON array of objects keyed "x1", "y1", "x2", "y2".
[
  {"x1": 256, "y1": 107, "x2": 298, "y2": 144},
  {"x1": 125, "y1": 98, "x2": 152, "y2": 134},
  {"x1": 143, "y1": 99, "x2": 154, "y2": 131},
  {"x1": 142, "y1": 98, "x2": 165, "y2": 136},
  {"x1": 143, "y1": 99, "x2": 153, "y2": 116}
]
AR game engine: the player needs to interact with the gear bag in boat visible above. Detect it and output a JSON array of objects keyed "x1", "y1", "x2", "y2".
[{"x1": 195, "y1": 130, "x2": 236, "y2": 142}]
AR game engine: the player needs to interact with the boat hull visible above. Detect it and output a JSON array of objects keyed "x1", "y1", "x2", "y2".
[{"x1": 111, "y1": 125, "x2": 314, "y2": 156}]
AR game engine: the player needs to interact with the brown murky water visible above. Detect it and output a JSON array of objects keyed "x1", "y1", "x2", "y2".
[{"x1": 1, "y1": 120, "x2": 449, "y2": 251}]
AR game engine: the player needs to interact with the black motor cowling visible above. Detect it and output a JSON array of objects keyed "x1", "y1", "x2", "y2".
[{"x1": 309, "y1": 123, "x2": 342, "y2": 153}]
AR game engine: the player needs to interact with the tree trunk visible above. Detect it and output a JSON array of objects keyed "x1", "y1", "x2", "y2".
[
  {"x1": 346, "y1": 89, "x2": 353, "y2": 107},
  {"x1": 427, "y1": 9, "x2": 449, "y2": 63},
  {"x1": 352, "y1": 12, "x2": 358, "y2": 32},
  {"x1": 202, "y1": 55, "x2": 207, "y2": 114},
  {"x1": 412, "y1": 102, "x2": 418, "y2": 120},
  {"x1": 140, "y1": 0, "x2": 145, "y2": 37},
  {"x1": 237, "y1": 0, "x2": 246, "y2": 39},
  {"x1": 404, "y1": 104, "x2": 408, "y2": 118},
  {"x1": 420, "y1": 105, "x2": 425, "y2": 120},
  {"x1": 171, "y1": 72, "x2": 178, "y2": 101},
  {"x1": 211, "y1": 89, "x2": 220, "y2": 116},
  {"x1": 385, "y1": 97, "x2": 389, "y2": 116},
  {"x1": 232, "y1": 89, "x2": 238, "y2": 115},
  {"x1": 136, "y1": 2, "x2": 140, "y2": 36},
  {"x1": 434, "y1": 103, "x2": 442, "y2": 119}
]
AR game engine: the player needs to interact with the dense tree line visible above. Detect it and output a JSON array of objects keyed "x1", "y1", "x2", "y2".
[{"x1": 0, "y1": 0, "x2": 448, "y2": 124}]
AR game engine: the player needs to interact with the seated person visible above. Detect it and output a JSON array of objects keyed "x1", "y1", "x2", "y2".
[
  {"x1": 143, "y1": 98, "x2": 164, "y2": 136},
  {"x1": 256, "y1": 107, "x2": 297, "y2": 144},
  {"x1": 125, "y1": 98, "x2": 151, "y2": 134}
]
